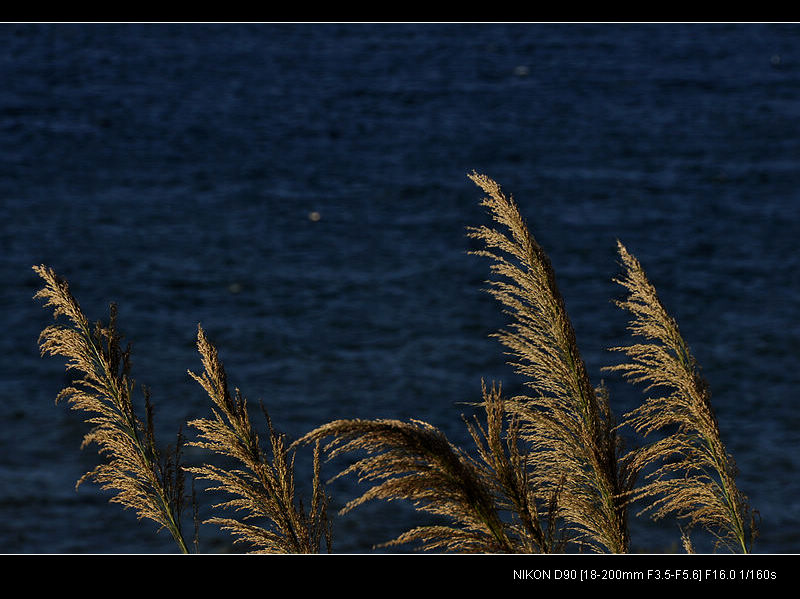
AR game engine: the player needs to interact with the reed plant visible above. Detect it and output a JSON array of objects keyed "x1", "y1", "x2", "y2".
[
  {"x1": 33, "y1": 173, "x2": 756, "y2": 553},
  {"x1": 33, "y1": 265, "x2": 191, "y2": 553},
  {"x1": 606, "y1": 241, "x2": 757, "y2": 553},
  {"x1": 34, "y1": 267, "x2": 330, "y2": 554},
  {"x1": 465, "y1": 172, "x2": 633, "y2": 553},
  {"x1": 186, "y1": 325, "x2": 332, "y2": 553},
  {"x1": 295, "y1": 381, "x2": 564, "y2": 553}
]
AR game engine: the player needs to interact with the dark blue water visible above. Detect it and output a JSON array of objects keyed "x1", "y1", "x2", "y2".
[{"x1": 2, "y1": 23, "x2": 799, "y2": 554}]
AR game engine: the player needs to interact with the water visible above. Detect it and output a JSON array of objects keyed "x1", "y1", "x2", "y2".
[{"x1": 1, "y1": 23, "x2": 799, "y2": 554}]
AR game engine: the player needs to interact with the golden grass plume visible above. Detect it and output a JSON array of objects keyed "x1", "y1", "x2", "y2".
[
  {"x1": 187, "y1": 325, "x2": 332, "y2": 553},
  {"x1": 33, "y1": 264, "x2": 191, "y2": 553},
  {"x1": 465, "y1": 173, "x2": 633, "y2": 553},
  {"x1": 606, "y1": 241, "x2": 757, "y2": 553},
  {"x1": 295, "y1": 380, "x2": 563, "y2": 553}
]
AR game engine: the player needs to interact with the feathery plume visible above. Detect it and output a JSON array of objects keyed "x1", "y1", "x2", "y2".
[
  {"x1": 187, "y1": 325, "x2": 332, "y2": 553},
  {"x1": 606, "y1": 241, "x2": 757, "y2": 553},
  {"x1": 463, "y1": 381, "x2": 566, "y2": 553},
  {"x1": 296, "y1": 417, "x2": 510, "y2": 553},
  {"x1": 33, "y1": 265, "x2": 191, "y2": 553},
  {"x1": 466, "y1": 173, "x2": 632, "y2": 553},
  {"x1": 295, "y1": 381, "x2": 561, "y2": 553}
]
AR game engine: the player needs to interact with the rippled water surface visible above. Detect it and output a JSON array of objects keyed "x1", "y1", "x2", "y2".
[{"x1": 2, "y1": 23, "x2": 799, "y2": 554}]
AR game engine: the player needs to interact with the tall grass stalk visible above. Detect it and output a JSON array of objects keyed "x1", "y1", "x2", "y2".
[
  {"x1": 33, "y1": 265, "x2": 191, "y2": 553},
  {"x1": 606, "y1": 241, "x2": 757, "y2": 553},
  {"x1": 187, "y1": 325, "x2": 332, "y2": 553},
  {"x1": 466, "y1": 173, "x2": 633, "y2": 553},
  {"x1": 295, "y1": 381, "x2": 562, "y2": 552}
]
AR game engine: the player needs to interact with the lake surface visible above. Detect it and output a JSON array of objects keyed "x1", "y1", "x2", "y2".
[{"x1": 1, "y1": 23, "x2": 799, "y2": 554}]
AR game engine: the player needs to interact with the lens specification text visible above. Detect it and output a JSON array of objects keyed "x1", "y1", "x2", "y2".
[{"x1": 512, "y1": 569, "x2": 778, "y2": 582}]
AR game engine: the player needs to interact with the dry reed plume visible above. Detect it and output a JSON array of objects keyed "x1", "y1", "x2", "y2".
[
  {"x1": 33, "y1": 265, "x2": 191, "y2": 553},
  {"x1": 187, "y1": 325, "x2": 332, "y2": 553},
  {"x1": 34, "y1": 173, "x2": 757, "y2": 554},
  {"x1": 295, "y1": 381, "x2": 562, "y2": 552},
  {"x1": 33, "y1": 266, "x2": 328, "y2": 553},
  {"x1": 465, "y1": 173, "x2": 633, "y2": 553},
  {"x1": 606, "y1": 241, "x2": 757, "y2": 553}
]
